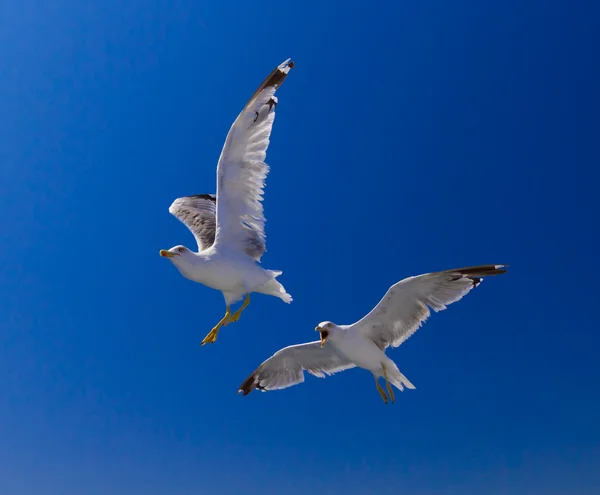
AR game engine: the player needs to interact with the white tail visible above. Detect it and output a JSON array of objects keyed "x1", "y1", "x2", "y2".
[
  {"x1": 255, "y1": 271, "x2": 293, "y2": 303},
  {"x1": 387, "y1": 363, "x2": 416, "y2": 391}
]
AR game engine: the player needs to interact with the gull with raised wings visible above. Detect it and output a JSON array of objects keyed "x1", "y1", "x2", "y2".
[
  {"x1": 239, "y1": 265, "x2": 506, "y2": 403},
  {"x1": 160, "y1": 59, "x2": 294, "y2": 345}
]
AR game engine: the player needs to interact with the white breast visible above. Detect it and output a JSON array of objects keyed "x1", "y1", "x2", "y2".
[
  {"x1": 176, "y1": 250, "x2": 270, "y2": 293},
  {"x1": 330, "y1": 331, "x2": 387, "y2": 373}
]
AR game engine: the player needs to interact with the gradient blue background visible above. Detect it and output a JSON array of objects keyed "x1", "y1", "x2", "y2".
[{"x1": 1, "y1": 1, "x2": 598, "y2": 494}]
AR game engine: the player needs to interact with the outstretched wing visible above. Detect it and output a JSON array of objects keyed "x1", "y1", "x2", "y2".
[
  {"x1": 239, "y1": 341, "x2": 355, "y2": 395},
  {"x1": 354, "y1": 265, "x2": 507, "y2": 350},
  {"x1": 169, "y1": 193, "x2": 264, "y2": 258},
  {"x1": 213, "y1": 58, "x2": 294, "y2": 261},
  {"x1": 169, "y1": 194, "x2": 217, "y2": 252}
]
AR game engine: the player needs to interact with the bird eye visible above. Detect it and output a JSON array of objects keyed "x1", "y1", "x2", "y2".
[{"x1": 178, "y1": 247, "x2": 185, "y2": 253}]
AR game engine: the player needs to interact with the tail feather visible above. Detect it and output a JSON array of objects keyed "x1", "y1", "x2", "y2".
[
  {"x1": 385, "y1": 362, "x2": 416, "y2": 391},
  {"x1": 256, "y1": 271, "x2": 293, "y2": 303},
  {"x1": 388, "y1": 371, "x2": 416, "y2": 392}
]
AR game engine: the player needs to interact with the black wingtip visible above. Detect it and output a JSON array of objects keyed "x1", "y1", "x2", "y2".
[
  {"x1": 238, "y1": 366, "x2": 269, "y2": 396},
  {"x1": 447, "y1": 264, "x2": 508, "y2": 278},
  {"x1": 185, "y1": 194, "x2": 216, "y2": 202},
  {"x1": 445, "y1": 265, "x2": 507, "y2": 288},
  {"x1": 238, "y1": 372, "x2": 258, "y2": 396},
  {"x1": 243, "y1": 59, "x2": 294, "y2": 111}
]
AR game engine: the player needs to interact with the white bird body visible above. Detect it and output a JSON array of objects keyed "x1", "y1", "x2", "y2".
[
  {"x1": 239, "y1": 265, "x2": 507, "y2": 402},
  {"x1": 168, "y1": 246, "x2": 286, "y2": 306},
  {"x1": 159, "y1": 59, "x2": 295, "y2": 344},
  {"x1": 321, "y1": 324, "x2": 415, "y2": 391},
  {"x1": 326, "y1": 326, "x2": 387, "y2": 373}
]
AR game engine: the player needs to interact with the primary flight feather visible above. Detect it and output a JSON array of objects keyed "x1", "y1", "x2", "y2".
[{"x1": 160, "y1": 59, "x2": 294, "y2": 345}]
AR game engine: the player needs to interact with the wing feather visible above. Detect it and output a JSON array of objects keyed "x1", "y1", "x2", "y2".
[
  {"x1": 169, "y1": 193, "x2": 265, "y2": 258},
  {"x1": 214, "y1": 59, "x2": 294, "y2": 259},
  {"x1": 238, "y1": 341, "x2": 355, "y2": 395},
  {"x1": 168, "y1": 194, "x2": 217, "y2": 252},
  {"x1": 353, "y1": 265, "x2": 507, "y2": 349}
]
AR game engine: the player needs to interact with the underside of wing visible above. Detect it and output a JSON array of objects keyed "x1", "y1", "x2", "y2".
[
  {"x1": 169, "y1": 194, "x2": 217, "y2": 252},
  {"x1": 169, "y1": 193, "x2": 265, "y2": 258},
  {"x1": 214, "y1": 58, "x2": 294, "y2": 259},
  {"x1": 354, "y1": 265, "x2": 507, "y2": 349},
  {"x1": 238, "y1": 341, "x2": 355, "y2": 395}
]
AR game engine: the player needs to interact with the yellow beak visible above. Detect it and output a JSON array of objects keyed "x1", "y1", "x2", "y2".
[{"x1": 159, "y1": 250, "x2": 176, "y2": 258}]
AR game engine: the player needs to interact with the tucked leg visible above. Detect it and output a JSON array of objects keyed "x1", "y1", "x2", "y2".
[
  {"x1": 225, "y1": 293, "x2": 251, "y2": 325},
  {"x1": 201, "y1": 306, "x2": 231, "y2": 346},
  {"x1": 382, "y1": 363, "x2": 395, "y2": 403},
  {"x1": 374, "y1": 376, "x2": 388, "y2": 404}
]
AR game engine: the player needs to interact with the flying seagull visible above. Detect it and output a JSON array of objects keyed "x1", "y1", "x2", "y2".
[
  {"x1": 239, "y1": 265, "x2": 506, "y2": 403},
  {"x1": 160, "y1": 59, "x2": 294, "y2": 345}
]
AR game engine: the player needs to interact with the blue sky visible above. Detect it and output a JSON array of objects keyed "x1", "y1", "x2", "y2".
[{"x1": 0, "y1": 1, "x2": 598, "y2": 494}]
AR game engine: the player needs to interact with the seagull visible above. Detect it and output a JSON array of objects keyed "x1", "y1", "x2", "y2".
[
  {"x1": 160, "y1": 59, "x2": 294, "y2": 346},
  {"x1": 239, "y1": 265, "x2": 506, "y2": 403}
]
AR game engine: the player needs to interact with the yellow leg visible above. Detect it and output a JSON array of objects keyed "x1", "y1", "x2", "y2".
[
  {"x1": 200, "y1": 306, "x2": 231, "y2": 346},
  {"x1": 225, "y1": 293, "x2": 251, "y2": 325},
  {"x1": 374, "y1": 376, "x2": 388, "y2": 404},
  {"x1": 382, "y1": 364, "x2": 395, "y2": 403}
]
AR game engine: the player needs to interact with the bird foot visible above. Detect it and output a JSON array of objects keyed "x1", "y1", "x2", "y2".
[
  {"x1": 375, "y1": 379, "x2": 389, "y2": 404},
  {"x1": 387, "y1": 386, "x2": 395, "y2": 404},
  {"x1": 201, "y1": 327, "x2": 220, "y2": 346},
  {"x1": 226, "y1": 310, "x2": 242, "y2": 324},
  {"x1": 225, "y1": 294, "x2": 250, "y2": 326}
]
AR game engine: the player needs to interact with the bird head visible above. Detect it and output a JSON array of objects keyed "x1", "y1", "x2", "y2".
[
  {"x1": 159, "y1": 245, "x2": 193, "y2": 265},
  {"x1": 315, "y1": 321, "x2": 337, "y2": 347}
]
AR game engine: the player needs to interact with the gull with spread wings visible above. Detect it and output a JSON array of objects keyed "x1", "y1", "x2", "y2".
[
  {"x1": 160, "y1": 59, "x2": 294, "y2": 345},
  {"x1": 239, "y1": 265, "x2": 506, "y2": 403}
]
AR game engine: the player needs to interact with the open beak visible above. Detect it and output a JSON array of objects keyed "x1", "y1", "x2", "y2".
[
  {"x1": 159, "y1": 249, "x2": 177, "y2": 258},
  {"x1": 315, "y1": 327, "x2": 329, "y2": 348}
]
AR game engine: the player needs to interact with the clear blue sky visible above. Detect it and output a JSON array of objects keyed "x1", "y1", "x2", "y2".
[{"x1": 0, "y1": 1, "x2": 598, "y2": 494}]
